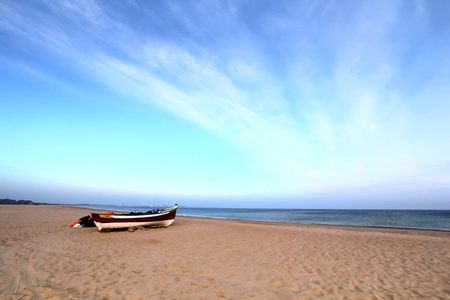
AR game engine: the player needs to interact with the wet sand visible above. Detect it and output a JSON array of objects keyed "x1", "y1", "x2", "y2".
[{"x1": 0, "y1": 205, "x2": 449, "y2": 299}]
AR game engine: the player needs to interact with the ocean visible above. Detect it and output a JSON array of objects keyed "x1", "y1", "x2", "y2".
[{"x1": 77, "y1": 205, "x2": 450, "y2": 231}]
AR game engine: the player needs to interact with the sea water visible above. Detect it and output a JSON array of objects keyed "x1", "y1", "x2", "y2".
[{"x1": 78, "y1": 205, "x2": 450, "y2": 231}]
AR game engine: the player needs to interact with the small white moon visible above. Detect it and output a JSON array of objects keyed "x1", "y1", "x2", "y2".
[{"x1": 280, "y1": 115, "x2": 284, "y2": 118}]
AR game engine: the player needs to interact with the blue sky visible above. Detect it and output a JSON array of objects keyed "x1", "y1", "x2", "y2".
[{"x1": 1, "y1": 0, "x2": 449, "y2": 208}]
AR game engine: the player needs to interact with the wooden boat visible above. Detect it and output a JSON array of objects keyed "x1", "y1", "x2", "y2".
[{"x1": 91, "y1": 204, "x2": 178, "y2": 232}]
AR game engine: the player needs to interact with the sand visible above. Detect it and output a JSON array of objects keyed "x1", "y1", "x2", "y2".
[{"x1": 0, "y1": 205, "x2": 449, "y2": 299}]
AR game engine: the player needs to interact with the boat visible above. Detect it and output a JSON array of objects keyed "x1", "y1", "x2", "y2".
[{"x1": 90, "y1": 204, "x2": 178, "y2": 232}]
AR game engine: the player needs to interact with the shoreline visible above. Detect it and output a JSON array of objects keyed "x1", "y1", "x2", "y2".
[
  {"x1": 1, "y1": 205, "x2": 449, "y2": 299},
  {"x1": 72, "y1": 205, "x2": 450, "y2": 235},
  {"x1": 71, "y1": 204, "x2": 450, "y2": 232},
  {"x1": 179, "y1": 215, "x2": 450, "y2": 233}
]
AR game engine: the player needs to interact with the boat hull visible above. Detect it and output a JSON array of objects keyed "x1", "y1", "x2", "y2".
[{"x1": 91, "y1": 205, "x2": 177, "y2": 232}]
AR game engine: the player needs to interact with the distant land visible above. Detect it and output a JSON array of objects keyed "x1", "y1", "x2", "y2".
[{"x1": 0, "y1": 199, "x2": 48, "y2": 205}]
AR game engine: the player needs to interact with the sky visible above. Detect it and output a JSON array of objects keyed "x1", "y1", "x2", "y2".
[{"x1": 1, "y1": 0, "x2": 449, "y2": 209}]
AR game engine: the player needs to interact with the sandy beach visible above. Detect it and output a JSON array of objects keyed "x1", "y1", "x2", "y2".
[{"x1": 0, "y1": 205, "x2": 449, "y2": 299}]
